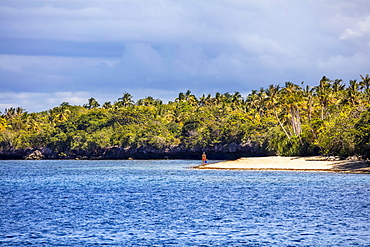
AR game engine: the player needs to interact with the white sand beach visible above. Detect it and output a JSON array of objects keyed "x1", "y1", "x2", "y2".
[{"x1": 196, "y1": 156, "x2": 370, "y2": 173}]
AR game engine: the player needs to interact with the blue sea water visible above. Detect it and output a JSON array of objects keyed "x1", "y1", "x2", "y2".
[{"x1": 1, "y1": 160, "x2": 370, "y2": 246}]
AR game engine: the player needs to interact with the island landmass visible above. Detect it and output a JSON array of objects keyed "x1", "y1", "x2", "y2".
[{"x1": 2, "y1": 75, "x2": 370, "y2": 166}]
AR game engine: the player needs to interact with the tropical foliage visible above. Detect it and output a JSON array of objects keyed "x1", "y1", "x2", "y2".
[{"x1": 1, "y1": 75, "x2": 370, "y2": 158}]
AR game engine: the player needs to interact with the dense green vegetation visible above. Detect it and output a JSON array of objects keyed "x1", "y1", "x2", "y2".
[{"x1": 1, "y1": 74, "x2": 370, "y2": 159}]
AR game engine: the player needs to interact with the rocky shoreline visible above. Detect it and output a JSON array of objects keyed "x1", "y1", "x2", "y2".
[
  {"x1": 2, "y1": 147, "x2": 370, "y2": 174},
  {"x1": 0, "y1": 143, "x2": 265, "y2": 160}
]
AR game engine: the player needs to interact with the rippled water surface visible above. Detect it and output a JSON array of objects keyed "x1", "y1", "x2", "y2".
[{"x1": 1, "y1": 160, "x2": 370, "y2": 246}]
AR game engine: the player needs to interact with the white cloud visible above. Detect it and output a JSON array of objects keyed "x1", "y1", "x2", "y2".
[
  {"x1": 316, "y1": 52, "x2": 369, "y2": 81},
  {"x1": 0, "y1": 91, "x2": 119, "y2": 113},
  {"x1": 0, "y1": 89, "x2": 192, "y2": 113},
  {"x1": 340, "y1": 16, "x2": 370, "y2": 40}
]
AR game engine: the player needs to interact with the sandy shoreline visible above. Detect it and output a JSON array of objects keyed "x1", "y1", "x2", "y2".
[{"x1": 194, "y1": 156, "x2": 370, "y2": 173}]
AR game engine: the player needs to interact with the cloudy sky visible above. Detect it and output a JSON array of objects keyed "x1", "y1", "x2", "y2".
[{"x1": 1, "y1": 0, "x2": 370, "y2": 112}]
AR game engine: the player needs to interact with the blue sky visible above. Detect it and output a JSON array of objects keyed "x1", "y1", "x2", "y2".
[{"x1": 1, "y1": 0, "x2": 370, "y2": 112}]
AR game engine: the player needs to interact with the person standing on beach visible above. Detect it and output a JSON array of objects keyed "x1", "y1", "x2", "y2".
[{"x1": 202, "y1": 152, "x2": 207, "y2": 165}]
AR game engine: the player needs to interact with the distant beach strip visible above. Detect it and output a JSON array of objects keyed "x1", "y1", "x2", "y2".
[{"x1": 194, "y1": 156, "x2": 370, "y2": 174}]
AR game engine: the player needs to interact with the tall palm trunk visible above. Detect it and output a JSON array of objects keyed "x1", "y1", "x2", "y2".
[
  {"x1": 273, "y1": 107, "x2": 291, "y2": 141},
  {"x1": 290, "y1": 106, "x2": 302, "y2": 136},
  {"x1": 290, "y1": 106, "x2": 303, "y2": 145}
]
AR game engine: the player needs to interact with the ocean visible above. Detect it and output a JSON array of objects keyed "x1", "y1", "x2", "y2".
[{"x1": 1, "y1": 160, "x2": 369, "y2": 246}]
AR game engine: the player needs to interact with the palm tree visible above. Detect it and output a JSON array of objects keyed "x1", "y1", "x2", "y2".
[
  {"x1": 256, "y1": 88, "x2": 266, "y2": 118},
  {"x1": 3, "y1": 107, "x2": 26, "y2": 131},
  {"x1": 198, "y1": 94, "x2": 212, "y2": 107},
  {"x1": 60, "y1": 102, "x2": 70, "y2": 108},
  {"x1": 231, "y1": 91, "x2": 243, "y2": 109},
  {"x1": 222, "y1": 92, "x2": 232, "y2": 104},
  {"x1": 5, "y1": 107, "x2": 25, "y2": 119},
  {"x1": 302, "y1": 83, "x2": 320, "y2": 145},
  {"x1": 25, "y1": 115, "x2": 42, "y2": 132},
  {"x1": 245, "y1": 90, "x2": 259, "y2": 118},
  {"x1": 117, "y1": 92, "x2": 134, "y2": 107},
  {"x1": 331, "y1": 79, "x2": 345, "y2": 108},
  {"x1": 15, "y1": 107, "x2": 25, "y2": 116},
  {"x1": 360, "y1": 74, "x2": 370, "y2": 90},
  {"x1": 187, "y1": 94, "x2": 198, "y2": 106},
  {"x1": 175, "y1": 92, "x2": 186, "y2": 103},
  {"x1": 265, "y1": 84, "x2": 291, "y2": 140},
  {"x1": 315, "y1": 76, "x2": 333, "y2": 120},
  {"x1": 102, "y1": 102, "x2": 112, "y2": 109},
  {"x1": 346, "y1": 80, "x2": 360, "y2": 106},
  {"x1": 283, "y1": 82, "x2": 303, "y2": 137},
  {"x1": 214, "y1": 92, "x2": 222, "y2": 105},
  {"x1": 84, "y1": 98, "x2": 100, "y2": 109},
  {"x1": 360, "y1": 74, "x2": 370, "y2": 104},
  {"x1": 139, "y1": 96, "x2": 162, "y2": 107},
  {"x1": 302, "y1": 84, "x2": 314, "y2": 121},
  {"x1": 56, "y1": 108, "x2": 71, "y2": 122},
  {"x1": 332, "y1": 79, "x2": 345, "y2": 93},
  {"x1": 185, "y1": 90, "x2": 192, "y2": 99},
  {"x1": 4, "y1": 108, "x2": 16, "y2": 119}
]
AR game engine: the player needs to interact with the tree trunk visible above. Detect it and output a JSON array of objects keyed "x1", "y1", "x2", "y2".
[
  {"x1": 290, "y1": 106, "x2": 303, "y2": 145},
  {"x1": 274, "y1": 110, "x2": 291, "y2": 140}
]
